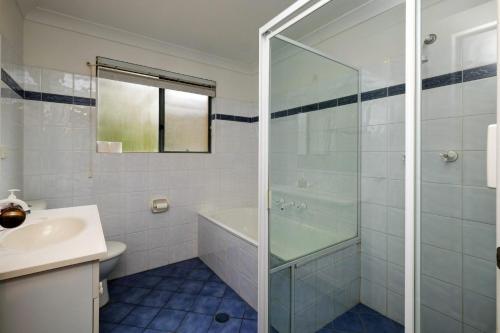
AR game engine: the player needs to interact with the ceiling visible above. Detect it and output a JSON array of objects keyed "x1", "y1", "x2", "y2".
[{"x1": 16, "y1": 0, "x2": 295, "y2": 65}]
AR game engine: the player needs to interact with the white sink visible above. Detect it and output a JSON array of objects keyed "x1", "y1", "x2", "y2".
[{"x1": 1, "y1": 217, "x2": 85, "y2": 251}]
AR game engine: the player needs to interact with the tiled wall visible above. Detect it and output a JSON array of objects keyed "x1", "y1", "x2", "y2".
[
  {"x1": 15, "y1": 65, "x2": 258, "y2": 278},
  {"x1": 359, "y1": 92, "x2": 405, "y2": 324},
  {"x1": 418, "y1": 27, "x2": 497, "y2": 333},
  {"x1": 293, "y1": 244, "x2": 361, "y2": 333}
]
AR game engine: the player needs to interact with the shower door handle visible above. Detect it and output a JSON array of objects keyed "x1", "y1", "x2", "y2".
[
  {"x1": 487, "y1": 124, "x2": 497, "y2": 188},
  {"x1": 497, "y1": 247, "x2": 500, "y2": 269}
]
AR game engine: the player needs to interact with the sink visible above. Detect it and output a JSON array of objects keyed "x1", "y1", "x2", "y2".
[{"x1": 0, "y1": 217, "x2": 86, "y2": 251}]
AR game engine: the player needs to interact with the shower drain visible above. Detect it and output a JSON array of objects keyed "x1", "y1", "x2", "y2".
[{"x1": 214, "y1": 313, "x2": 230, "y2": 323}]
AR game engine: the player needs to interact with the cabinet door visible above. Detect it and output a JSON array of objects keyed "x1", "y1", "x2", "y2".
[{"x1": 0, "y1": 263, "x2": 95, "y2": 333}]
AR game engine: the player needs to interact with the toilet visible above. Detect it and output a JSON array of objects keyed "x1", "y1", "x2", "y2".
[{"x1": 99, "y1": 241, "x2": 127, "y2": 307}]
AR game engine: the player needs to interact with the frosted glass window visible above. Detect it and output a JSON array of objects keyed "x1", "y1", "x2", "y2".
[
  {"x1": 98, "y1": 78, "x2": 159, "y2": 152},
  {"x1": 164, "y1": 90, "x2": 209, "y2": 152}
]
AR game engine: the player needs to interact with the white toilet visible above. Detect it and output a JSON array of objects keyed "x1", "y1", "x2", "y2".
[{"x1": 99, "y1": 241, "x2": 127, "y2": 307}]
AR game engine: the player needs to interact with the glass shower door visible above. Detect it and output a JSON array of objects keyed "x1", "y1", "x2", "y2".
[
  {"x1": 416, "y1": 0, "x2": 498, "y2": 332},
  {"x1": 268, "y1": 35, "x2": 360, "y2": 333}
]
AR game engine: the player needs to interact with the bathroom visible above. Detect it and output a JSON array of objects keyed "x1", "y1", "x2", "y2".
[{"x1": 0, "y1": 0, "x2": 498, "y2": 332}]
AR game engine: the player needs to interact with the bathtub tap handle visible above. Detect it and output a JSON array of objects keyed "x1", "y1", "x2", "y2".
[
  {"x1": 280, "y1": 201, "x2": 295, "y2": 210},
  {"x1": 296, "y1": 202, "x2": 307, "y2": 209},
  {"x1": 274, "y1": 198, "x2": 285, "y2": 205}
]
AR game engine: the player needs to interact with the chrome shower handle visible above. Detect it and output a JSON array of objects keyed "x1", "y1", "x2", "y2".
[{"x1": 440, "y1": 150, "x2": 458, "y2": 162}]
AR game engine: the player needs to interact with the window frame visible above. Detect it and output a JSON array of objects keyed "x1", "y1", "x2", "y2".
[
  {"x1": 96, "y1": 58, "x2": 214, "y2": 154},
  {"x1": 158, "y1": 88, "x2": 212, "y2": 154}
]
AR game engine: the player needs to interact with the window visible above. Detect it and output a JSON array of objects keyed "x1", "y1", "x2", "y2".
[{"x1": 96, "y1": 57, "x2": 215, "y2": 153}]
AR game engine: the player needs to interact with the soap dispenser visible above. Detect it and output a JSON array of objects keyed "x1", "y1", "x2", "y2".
[{"x1": 0, "y1": 189, "x2": 29, "y2": 228}]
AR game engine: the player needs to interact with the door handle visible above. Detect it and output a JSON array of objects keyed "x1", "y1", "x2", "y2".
[
  {"x1": 487, "y1": 124, "x2": 496, "y2": 188},
  {"x1": 497, "y1": 247, "x2": 500, "y2": 269}
]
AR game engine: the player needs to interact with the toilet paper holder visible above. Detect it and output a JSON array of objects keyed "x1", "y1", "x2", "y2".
[{"x1": 151, "y1": 198, "x2": 169, "y2": 213}]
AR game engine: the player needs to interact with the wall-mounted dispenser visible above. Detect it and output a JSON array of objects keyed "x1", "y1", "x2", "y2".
[{"x1": 151, "y1": 197, "x2": 169, "y2": 213}]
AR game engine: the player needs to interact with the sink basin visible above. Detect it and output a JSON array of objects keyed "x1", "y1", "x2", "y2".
[{"x1": 0, "y1": 217, "x2": 86, "y2": 251}]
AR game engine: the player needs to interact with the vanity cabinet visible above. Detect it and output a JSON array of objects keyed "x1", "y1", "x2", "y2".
[{"x1": 0, "y1": 261, "x2": 100, "y2": 333}]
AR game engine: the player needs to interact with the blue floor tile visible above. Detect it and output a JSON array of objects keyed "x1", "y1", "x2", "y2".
[
  {"x1": 108, "y1": 284, "x2": 128, "y2": 299},
  {"x1": 176, "y1": 258, "x2": 205, "y2": 270},
  {"x1": 217, "y1": 298, "x2": 246, "y2": 318},
  {"x1": 209, "y1": 274, "x2": 223, "y2": 283},
  {"x1": 317, "y1": 303, "x2": 404, "y2": 333},
  {"x1": 155, "y1": 277, "x2": 184, "y2": 292},
  {"x1": 139, "y1": 290, "x2": 173, "y2": 307},
  {"x1": 243, "y1": 304, "x2": 257, "y2": 320},
  {"x1": 188, "y1": 268, "x2": 213, "y2": 281},
  {"x1": 165, "y1": 293, "x2": 197, "y2": 311},
  {"x1": 178, "y1": 280, "x2": 205, "y2": 294},
  {"x1": 121, "y1": 305, "x2": 160, "y2": 328},
  {"x1": 192, "y1": 295, "x2": 221, "y2": 315},
  {"x1": 135, "y1": 275, "x2": 163, "y2": 288},
  {"x1": 148, "y1": 309, "x2": 187, "y2": 331},
  {"x1": 99, "y1": 322, "x2": 116, "y2": 333},
  {"x1": 117, "y1": 287, "x2": 151, "y2": 304},
  {"x1": 110, "y1": 324, "x2": 144, "y2": 333},
  {"x1": 240, "y1": 319, "x2": 257, "y2": 333},
  {"x1": 100, "y1": 302, "x2": 135, "y2": 323},
  {"x1": 360, "y1": 312, "x2": 404, "y2": 333},
  {"x1": 329, "y1": 310, "x2": 363, "y2": 332},
  {"x1": 170, "y1": 267, "x2": 192, "y2": 278},
  {"x1": 222, "y1": 287, "x2": 242, "y2": 301},
  {"x1": 200, "y1": 282, "x2": 226, "y2": 298},
  {"x1": 208, "y1": 317, "x2": 242, "y2": 333},
  {"x1": 177, "y1": 312, "x2": 213, "y2": 333}
]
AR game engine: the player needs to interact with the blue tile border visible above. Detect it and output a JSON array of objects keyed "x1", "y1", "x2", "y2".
[
  {"x1": 1, "y1": 69, "x2": 24, "y2": 99},
  {"x1": 463, "y1": 63, "x2": 497, "y2": 82},
  {"x1": 361, "y1": 87, "x2": 387, "y2": 101},
  {"x1": 422, "y1": 70, "x2": 462, "y2": 89},
  {"x1": 1, "y1": 68, "x2": 97, "y2": 106},
  {"x1": 2, "y1": 63, "x2": 497, "y2": 124},
  {"x1": 270, "y1": 62, "x2": 497, "y2": 120}
]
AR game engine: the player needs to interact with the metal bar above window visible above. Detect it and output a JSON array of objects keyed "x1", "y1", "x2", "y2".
[{"x1": 96, "y1": 57, "x2": 216, "y2": 97}]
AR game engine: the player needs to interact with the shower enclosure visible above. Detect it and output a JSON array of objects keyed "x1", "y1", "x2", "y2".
[{"x1": 259, "y1": 0, "x2": 499, "y2": 332}]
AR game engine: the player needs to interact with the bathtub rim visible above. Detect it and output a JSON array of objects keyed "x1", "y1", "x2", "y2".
[{"x1": 198, "y1": 208, "x2": 258, "y2": 247}]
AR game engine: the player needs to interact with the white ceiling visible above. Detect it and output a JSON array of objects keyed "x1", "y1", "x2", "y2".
[{"x1": 16, "y1": 0, "x2": 295, "y2": 65}]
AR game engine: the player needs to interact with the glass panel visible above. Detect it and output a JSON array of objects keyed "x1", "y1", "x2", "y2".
[
  {"x1": 97, "y1": 78, "x2": 159, "y2": 152},
  {"x1": 269, "y1": 36, "x2": 359, "y2": 265},
  {"x1": 268, "y1": 35, "x2": 360, "y2": 333},
  {"x1": 164, "y1": 90, "x2": 209, "y2": 152},
  {"x1": 417, "y1": 1, "x2": 497, "y2": 332}
]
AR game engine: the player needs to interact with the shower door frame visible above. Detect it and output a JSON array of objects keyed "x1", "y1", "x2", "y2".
[{"x1": 258, "y1": 0, "x2": 419, "y2": 332}]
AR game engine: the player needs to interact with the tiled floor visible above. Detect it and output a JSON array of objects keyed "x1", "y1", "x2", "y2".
[
  {"x1": 316, "y1": 304, "x2": 404, "y2": 333},
  {"x1": 100, "y1": 257, "x2": 257, "y2": 333}
]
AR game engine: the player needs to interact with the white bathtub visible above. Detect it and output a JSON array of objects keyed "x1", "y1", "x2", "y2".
[{"x1": 198, "y1": 207, "x2": 258, "y2": 309}]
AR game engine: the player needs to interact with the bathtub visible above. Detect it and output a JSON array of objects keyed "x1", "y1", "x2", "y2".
[
  {"x1": 198, "y1": 207, "x2": 258, "y2": 309},
  {"x1": 198, "y1": 206, "x2": 359, "y2": 313}
]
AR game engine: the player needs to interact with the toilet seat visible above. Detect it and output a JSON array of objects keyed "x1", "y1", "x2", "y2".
[{"x1": 102, "y1": 241, "x2": 126, "y2": 261}]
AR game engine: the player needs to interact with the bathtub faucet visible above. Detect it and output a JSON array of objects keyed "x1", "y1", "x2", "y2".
[{"x1": 280, "y1": 201, "x2": 295, "y2": 210}]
